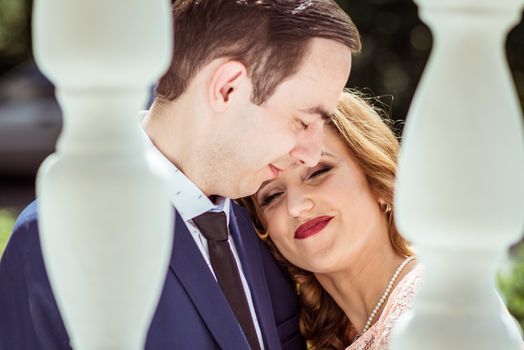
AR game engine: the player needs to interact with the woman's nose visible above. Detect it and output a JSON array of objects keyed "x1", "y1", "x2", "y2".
[{"x1": 286, "y1": 187, "x2": 314, "y2": 218}]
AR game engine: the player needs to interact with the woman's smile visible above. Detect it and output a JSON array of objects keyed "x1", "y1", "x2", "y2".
[{"x1": 294, "y1": 216, "x2": 334, "y2": 240}]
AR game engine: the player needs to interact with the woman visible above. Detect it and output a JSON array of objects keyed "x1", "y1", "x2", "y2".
[
  {"x1": 242, "y1": 90, "x2": 524, "y2": 349},
  {"x1": 240, "y1": 90, "x2": 420, "y2": 349}
]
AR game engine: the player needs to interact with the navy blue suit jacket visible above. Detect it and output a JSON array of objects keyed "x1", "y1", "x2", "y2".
[{"x1": 0, "y1": 201, "x2": 305, "y2": 349}]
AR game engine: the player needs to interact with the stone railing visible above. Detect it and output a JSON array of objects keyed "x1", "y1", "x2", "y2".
[
  {"x1": 33, "y1": 0, "x2": 524, "y2": 348},
  {"x1": 393, "y1": 0, "x2": 524, "y2": 349},
  {"x1": 33, "y1": 0, "x2": 174, "y2": 348}
]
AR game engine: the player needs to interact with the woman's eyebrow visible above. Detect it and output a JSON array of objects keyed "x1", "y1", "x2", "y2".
[
  {"x1": 258, "y1": 179, "x2": 274, "y2": 193},
  {"x1": 318, "y1": 151, "x2": 337, "y2": 161},
  {"x1": 321, "y1": 151, "x2": 335, "y2": 158}
]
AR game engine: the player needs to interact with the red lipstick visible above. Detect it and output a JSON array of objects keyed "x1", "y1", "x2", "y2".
[{"x1": 294, "y1": 216, "x2": 333, "y2": 240}]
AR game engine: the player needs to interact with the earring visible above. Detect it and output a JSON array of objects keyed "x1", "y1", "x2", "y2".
[
  {"x1": 380, "y1": 202, "x2": 392, "y2": 214},
  {"x1": 258, "y1": 230, "x2": 270, "y2": 240}
]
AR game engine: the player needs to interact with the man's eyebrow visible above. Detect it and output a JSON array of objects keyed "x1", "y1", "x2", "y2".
[{"x1": 300, "y1": 106, "x2": 332, "y2": 121}]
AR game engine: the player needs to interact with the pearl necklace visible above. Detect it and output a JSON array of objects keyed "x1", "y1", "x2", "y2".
[{"x1": 354, "y1": 255, "x2": 415, "y2": 341}]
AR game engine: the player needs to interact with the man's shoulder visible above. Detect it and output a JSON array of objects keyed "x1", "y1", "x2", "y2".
[
  {"x1": 13, "y1": 200, "x2": 39, "y2": 230},
  {"x1": 5, "y1": 200, "x2": 40, "y2": 255}
]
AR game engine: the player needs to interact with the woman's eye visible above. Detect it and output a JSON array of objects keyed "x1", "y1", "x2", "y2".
[
  {"x1": 307, "y1": 165, "x2": 332, "y2": 180},
  {"x1": 260, "y1": 192, "x2": 283, "y2": 207}
]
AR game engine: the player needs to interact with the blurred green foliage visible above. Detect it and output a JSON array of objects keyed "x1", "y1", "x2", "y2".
[
  {"x1": 499, "y1": 245, "x2": 524, "y2": 331},
  {"x1": 0, "y1": 0, "x2": 31, "y2": 74},
  {"x1": 0, "y1": 209, "x2": 15, "y2": 257}
]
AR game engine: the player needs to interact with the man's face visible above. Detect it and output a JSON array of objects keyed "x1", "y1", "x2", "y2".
[{"x1": 210, "y1": 38, "x2": 352, "y2": 199}]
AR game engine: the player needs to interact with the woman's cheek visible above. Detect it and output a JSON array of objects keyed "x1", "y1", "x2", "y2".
[{"x1": 268, "y1": 214, "x2": 286, "y2": 243}]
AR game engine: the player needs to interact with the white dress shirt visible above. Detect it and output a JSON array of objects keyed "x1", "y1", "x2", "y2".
[{"x1": 140, "y1": 112, "x2": 264, "y2": 349}]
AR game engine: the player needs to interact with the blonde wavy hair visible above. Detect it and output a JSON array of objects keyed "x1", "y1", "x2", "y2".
[{"x1": 240, "y1": 90, "x2": 412, "y2": 349}]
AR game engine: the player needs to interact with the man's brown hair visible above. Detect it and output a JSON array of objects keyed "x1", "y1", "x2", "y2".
[{"x1": 156, "y1": 0, "x2": 361, "y2": 105}]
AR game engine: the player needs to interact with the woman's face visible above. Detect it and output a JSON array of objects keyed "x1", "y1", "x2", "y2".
[{"x1": 256, "y1": 128, "x2": 389, "y2": 274}]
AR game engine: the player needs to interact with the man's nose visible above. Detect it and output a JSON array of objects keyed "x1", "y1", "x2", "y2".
[{"x1": 289, "y1": 123, "x2": 323, "y2": 167}]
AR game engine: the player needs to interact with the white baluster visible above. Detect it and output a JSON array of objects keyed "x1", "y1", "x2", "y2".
[
  {"x1": 33, "y1": 0, "x2": 173, "y2": 349},
  {"x1": 392, "y1": 0, "x2": 524, "y2": 349}
]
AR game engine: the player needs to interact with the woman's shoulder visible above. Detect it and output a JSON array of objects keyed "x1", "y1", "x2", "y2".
[
  {"x1": 345, "y1": 263, "x2": 423, "y2": 350},
  {"x1": 374, "y1": 263, "x2": 423, "y2": 348},
  {"x1": 388, "y1": 263, "x2": 423, "y2": 305}
]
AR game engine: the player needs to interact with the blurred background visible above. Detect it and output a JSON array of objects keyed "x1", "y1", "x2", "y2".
[{"x1": 0, "y1": 0, "x2": 523, "y2": 327}]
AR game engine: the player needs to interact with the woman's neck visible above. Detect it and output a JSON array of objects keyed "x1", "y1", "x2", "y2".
[{"x1": 314, "y1": 243, "x2": 414, "y2": 334}]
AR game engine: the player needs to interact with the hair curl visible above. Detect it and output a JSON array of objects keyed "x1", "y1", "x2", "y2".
[{"x1": 239, "y1": 90, "x2": 412, "y2": 349}]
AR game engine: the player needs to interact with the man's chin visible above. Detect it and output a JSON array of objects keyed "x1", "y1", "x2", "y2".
[{"x1": 228, "y1": 183, "x2": 261, "y2": 200}]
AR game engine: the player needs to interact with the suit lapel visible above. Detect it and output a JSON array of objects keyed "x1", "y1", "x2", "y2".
[
  {"x1": 230, "y1": 204, "x2": 282, "y2": 350},
  {"x1": 170, "y1": 212, "x2": 249, "y2": 349}
]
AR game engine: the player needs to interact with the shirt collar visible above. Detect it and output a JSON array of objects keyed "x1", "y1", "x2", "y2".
[{"x1": 139, "y1": 111, "x2": 231, "y2": 223}]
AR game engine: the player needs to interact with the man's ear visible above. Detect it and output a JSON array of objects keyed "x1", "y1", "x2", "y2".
[{"x1": 209, "y1": 61, "x2": 248, "y2": 112}]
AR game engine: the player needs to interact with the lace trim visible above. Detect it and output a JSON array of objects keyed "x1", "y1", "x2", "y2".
[{"x1": 346, "y1": 264, "x2": 423, "y2": 350}]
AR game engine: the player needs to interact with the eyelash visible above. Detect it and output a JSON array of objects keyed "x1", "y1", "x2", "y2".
[
  {"x1": 307, "y1": 165, "x2": 332, "y2": 180},
  {"x1": 260, "y1": 192, "x2": 283, "y2": 207},
  {"x1": 260, "y1": 165, "x2": 333, "y2": 207}
]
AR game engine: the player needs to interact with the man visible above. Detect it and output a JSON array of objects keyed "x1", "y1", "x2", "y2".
[{"x1": 0, "y1": 1, "x2": 360, "y2": 349}]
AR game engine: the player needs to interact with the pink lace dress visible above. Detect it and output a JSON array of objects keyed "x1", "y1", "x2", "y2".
[
  {"x1": 346, "y1": 264, "x2": 423, "y2": 350},
  {"x1": 346, "y1": 264, "x2": 524, "y2": 350}
]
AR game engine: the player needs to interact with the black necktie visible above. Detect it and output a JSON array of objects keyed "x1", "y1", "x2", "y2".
[{"x1": 192, "y1": 211, "x2": 261, "y2": 350}]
